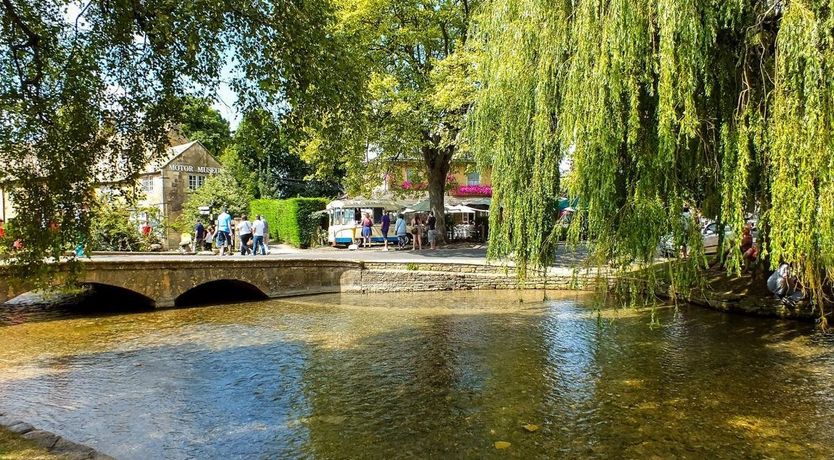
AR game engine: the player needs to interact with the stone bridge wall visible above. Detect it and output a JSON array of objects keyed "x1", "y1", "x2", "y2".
[{"x1": 0, "y1": 259, "x2": 606, "y2": 307}]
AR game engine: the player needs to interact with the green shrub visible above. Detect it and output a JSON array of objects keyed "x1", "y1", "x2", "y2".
[{"x1": 250, "y1": 198, "x2": 328, "y2": 248}]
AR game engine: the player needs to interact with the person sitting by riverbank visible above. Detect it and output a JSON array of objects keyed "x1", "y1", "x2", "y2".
[
  {"x1": 739, "y1": 224, "x2": 758, "y2": 263},
  {"x1": 767, "y1": 261, "x2": 803, "y2": 304}
]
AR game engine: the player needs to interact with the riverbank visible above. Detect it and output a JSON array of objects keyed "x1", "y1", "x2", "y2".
[
  {"x1": 0, "y1": 425, "x2": 61, "y2": 459},
  {"x1": 0, "y1": 412, "x2": 114, "y2": 459},
  {"x1": 650, "y1": 263, "x2": 830, "y2": 322}
]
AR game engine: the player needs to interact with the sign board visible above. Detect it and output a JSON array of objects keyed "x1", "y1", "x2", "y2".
[
  {"x1": 198, "y1": 206, "x2": 211, "y2": 215},
  {"x1": 169, "y1": 164, "x2": 222, "y2": 174}
]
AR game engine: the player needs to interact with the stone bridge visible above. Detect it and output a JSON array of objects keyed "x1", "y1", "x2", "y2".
[{"x1": 0, "y1": 258, "x2": 365, "y2": 308}]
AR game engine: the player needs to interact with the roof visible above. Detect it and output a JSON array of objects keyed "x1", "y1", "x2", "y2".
[
  {"x1": 327, "y1": 198, "x2": 405, "y2": 211},
  {"x1": 141, "y1": 140, "x2": 201, "y2": 174}
]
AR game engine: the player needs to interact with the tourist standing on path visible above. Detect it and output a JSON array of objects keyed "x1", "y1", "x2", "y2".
[
  {"x1": 411, "y1": 215, "x2": 423, "y2": 250},
  {"x1": 395, "y1": 213, "x2": 407, "y2": 250},
  {"x1": 204, "y1": 225, "x2": 215, "y2": 251},
  {"x1": 361, "y1": 213, "x2": 373, "y2": 248},
  {"x1": 238, "y1": 214, "x2": 253, "y2": 255},
  {"x1": 426, "y1": 211, "x2": 437, "y2": 250},
  {"x1": 252, "y1": 215, "x2": 267, "y2": 255},
  {"x1": 217, "y1": 208, "x2": 232, "y2": 256},
  {"x1": 380, "y1": 212, "x2": 391, "y2": 251},
  {"x1": 193, "y1": 220, "x2": 205, "y2": 252}
]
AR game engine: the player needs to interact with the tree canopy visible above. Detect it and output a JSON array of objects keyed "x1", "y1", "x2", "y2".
[
  {"x1": 177, "y1": 96, "x2": 232, "y2": 156},
  {"x1": 0, "y1": 0, "x2": 346, "y2": 277},
  {"x1": 300, "y1": 0, "x2": 478, "y2": 241},
  {"x1": 471, "y1": 0, "x2": 833, "y2": 307},
  {"x1": 225, "y1": 109, "x2": 342, "y2": 200}
]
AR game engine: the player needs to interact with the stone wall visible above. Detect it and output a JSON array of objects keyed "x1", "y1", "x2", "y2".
[
  {"x1": 348, "y1": 268, "x2": 605, "y2": 293},
  {"x1": 0, "y1": 259, "x2": 605, "y2": 307}
]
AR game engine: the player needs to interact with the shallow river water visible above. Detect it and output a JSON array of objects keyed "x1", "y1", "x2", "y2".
[{"x1": 1, "y1": 291, "x2": 834, "y2": 459}]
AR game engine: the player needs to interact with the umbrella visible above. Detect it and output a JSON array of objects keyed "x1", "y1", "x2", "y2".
[
  {"x1": 409, "y1": 199, "x2": 454, "y2": 213},
  {"x1": 449, "y1": 204, "x2": 487, "y2": 214}
]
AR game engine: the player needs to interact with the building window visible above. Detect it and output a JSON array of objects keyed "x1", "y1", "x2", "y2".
[
  {"x1": 141, "y1": 177, "x2": 154, "y2": 193},
  {"x1": 467, "y1": 171, "x2": 481, "y2": 186},
  {"x1": 405, "y1": 168, "x2": 419, "y2": 182},
  {"x1": 188, "y1": 175, "x2": 205, "y2": 191}
]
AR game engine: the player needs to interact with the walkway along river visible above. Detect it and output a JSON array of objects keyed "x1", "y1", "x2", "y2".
[{"x1": 1, "y1": 291, "x2": 834, "y2": 458}]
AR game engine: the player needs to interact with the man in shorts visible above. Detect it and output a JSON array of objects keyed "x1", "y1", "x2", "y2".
[
  {"x1": 426, "y1": 211, "x2": 438, "y2": 250},
  {"x1": 216, "y1": 207, "x2": 232, "y2": 256}
]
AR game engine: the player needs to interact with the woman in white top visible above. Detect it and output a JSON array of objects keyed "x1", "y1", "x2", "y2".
[{"x1": 237, "y1": 215, "x2": 253, "y2": 256}]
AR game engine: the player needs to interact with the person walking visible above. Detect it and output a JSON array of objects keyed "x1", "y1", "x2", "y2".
[
  {"x1": 252, "y1": 215, "x2": 267, "y2": 255},
  {"x1": 411, "y1": 214, "x2": 423, "y2": 250},
  {"x1": 380, "y1": 212, "x2": 391, "y2": 251},
  {"x1": 395, "y1": 213, "x2": 407, "y2": 250},
  {"x1": 361, "y1": 213, "x2": 373, "y2": 248},
  {"x1": 216, "y1": 207, "x2": 232, "y2": 256},
  {"x1": 426, "y1": 211, "x2": 437, "y2": 250},
  {"x1": 193, "y1": 220, "x2": 206, "y2": 252},
  {"x1": 237, "y1": 214, "x2": 253, "y2": 256}
]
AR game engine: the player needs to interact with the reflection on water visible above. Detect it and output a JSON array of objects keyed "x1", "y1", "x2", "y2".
[{"x1": 1, "y1": 291, "x2": 833, "y2": 459}]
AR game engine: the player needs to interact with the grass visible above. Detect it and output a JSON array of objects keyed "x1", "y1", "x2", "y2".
[{"x1": 0, "y1": 427, "x2": 60, "y2": 460}]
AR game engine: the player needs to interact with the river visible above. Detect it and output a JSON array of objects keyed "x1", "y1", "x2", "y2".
[{"x1": 1, "y1": 291, "x2": 833, "y2": 458}]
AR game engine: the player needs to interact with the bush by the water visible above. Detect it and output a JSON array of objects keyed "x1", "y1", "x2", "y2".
[{"x1": 250, "y1": 198, "x2": 327, "y2": 248}]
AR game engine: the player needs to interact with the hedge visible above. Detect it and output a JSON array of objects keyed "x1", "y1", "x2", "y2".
[{"x1": 250, "y1": 198, "x2": 328, "y2": 248}]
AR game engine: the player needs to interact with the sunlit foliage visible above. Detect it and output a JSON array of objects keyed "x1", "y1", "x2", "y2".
[
  {"x1": 0, "y1": 0, "x2": 345, "y2": 280},
  {"x1": 471, "y1": 1, "x2": 834, "y2": 311}
]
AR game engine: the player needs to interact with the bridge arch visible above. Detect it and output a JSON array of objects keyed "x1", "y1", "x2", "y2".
[
  {"x1": 79, "y1": 282, "x2": 157, "y2": 309},
  {"x1": 175, "y1": 279, "x2": 268, "y2": 307},
  {"x1": 2, "y1": 282, "x2": 155, "y2": 311}
]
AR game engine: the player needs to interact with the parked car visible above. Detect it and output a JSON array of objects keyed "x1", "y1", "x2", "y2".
[{"x1": 659, "y1": 220, "x2": 757, "y2": 257}]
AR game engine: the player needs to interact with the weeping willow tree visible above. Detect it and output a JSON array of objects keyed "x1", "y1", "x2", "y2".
[{"x1": 471, "y1": 0, "x2": 834, "y2": 318}]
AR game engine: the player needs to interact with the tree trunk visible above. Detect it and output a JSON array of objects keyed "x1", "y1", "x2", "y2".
[{"x1": 423, "y1": 145, "x2": 453, "y2": 246}]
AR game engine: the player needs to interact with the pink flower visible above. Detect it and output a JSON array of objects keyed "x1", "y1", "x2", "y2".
[{"x1": 455, "y1": 185, "x2": 492, "y2": 197}]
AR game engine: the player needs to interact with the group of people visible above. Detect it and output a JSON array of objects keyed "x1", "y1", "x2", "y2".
[
  {"x1": 179, "y1": 207, "x2": 270, "y2": 256},
  {"x1": 357, "y1": 211, "x2": 438, "y2": 251}
]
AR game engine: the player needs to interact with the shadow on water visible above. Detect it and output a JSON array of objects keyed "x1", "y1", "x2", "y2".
[
  {"x1": 0, "y1": 283, "x2": 156, "y2": 325},
  {"x1": 174, "y1": 279, "x2": 269, "y2": 307},
  {"x1": 1, "y1": 280, "x2": 272, "y2": 325},
  {"x1": 0, "y1": 292, "x2": 832, "y2": 459}
]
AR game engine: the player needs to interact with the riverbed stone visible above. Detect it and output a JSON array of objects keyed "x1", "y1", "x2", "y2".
[
  {"x1": 7, "y1": 421, "x2": 34, "y2": 434},
  {"x1": 52, "y1": 437, "x2": 98, "y2": 459},
  {"x1": 21, "y1": 429, "x2": 60, "y2": 449}
]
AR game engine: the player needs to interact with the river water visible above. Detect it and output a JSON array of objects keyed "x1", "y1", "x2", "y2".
[{"x1": 1, "y1": 291, "x2": 833, "y2": 459}]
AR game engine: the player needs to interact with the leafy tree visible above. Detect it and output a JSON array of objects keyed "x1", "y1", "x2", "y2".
[
  {"x1": 471, "y1": 0, "x2": 834, "y2": 320},
  {"x1": 301, "y1": 0, "x2": 478, "y2": 243},
  {"x1": 226, "y1": 109, "x2": 342, "y2": 200},
  {"x1": 177, "y1": 97, "x2": 231, "y2": 156},
  {"x1": 90, "y1": 197, "x2": 163, "y2": 252},
  {"x1": 0, "y1": 0, "x2": 347, "y2": 279},
  {"x1": 177, "y1": 170, "x2": 250, "y2": 231}
]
